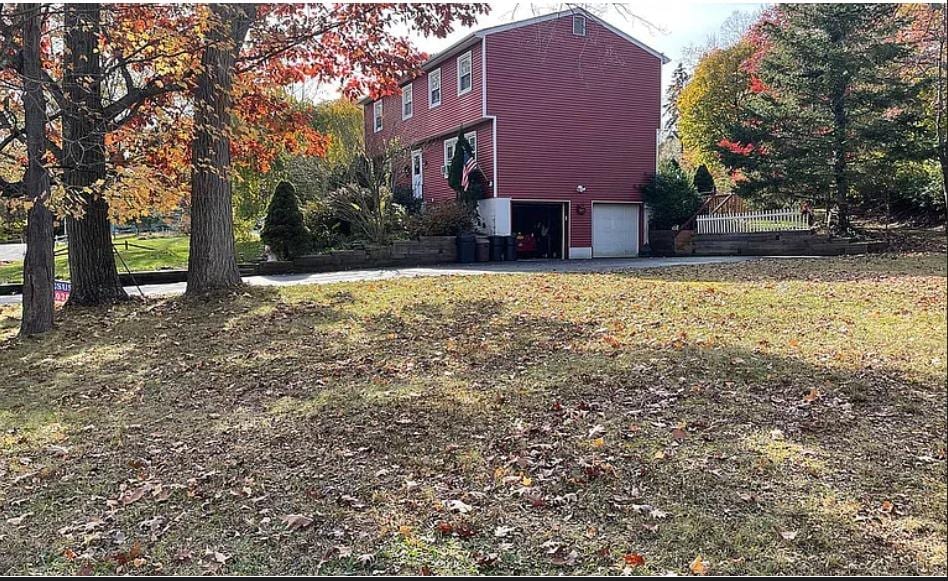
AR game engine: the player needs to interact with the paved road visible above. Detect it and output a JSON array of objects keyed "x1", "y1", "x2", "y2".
[
  {"x1": 0, "y1": 243, "x2": 26, "y2": 262},
  {"x1": 0, "y1": 256, "x2": 752, "y2": 305}
]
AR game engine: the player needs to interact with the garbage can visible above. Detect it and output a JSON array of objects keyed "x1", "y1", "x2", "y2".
[
  {"x1": 505, "y1": 235, "x2": 517, "y2": 261},
  {"x1": 488, "y1": 235, "x2": 506, "y2": 261},
  {"x1": 456, "y1": 233, "x2": 476, "y2": 263},
  {"x1": 475, "y1": 236, "x2": 490, "y2": 262}
]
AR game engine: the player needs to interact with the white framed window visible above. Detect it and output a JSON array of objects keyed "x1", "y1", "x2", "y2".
[
  {"x1": 572, "y1": 15, "x2": 586, "y2": 36},
  {"x1": 428, "y1": 68, "x2": 442, "y2": 107},
  {"x1": 373, "y1": 100, "x2": 383, "y2": 132},
  {"x1": 402, "y1": 84, "x2": 413, "y2": 119},
  {"x1": 443, "y1": 131, "x2": 477, "y2": 176},
  {"x1": 457, "y1": 51, "x2": 472, "y2": 95}
]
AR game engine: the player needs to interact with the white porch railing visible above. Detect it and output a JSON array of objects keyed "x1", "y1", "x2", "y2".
[{"x1": 696, "y1": 209, "x2": 810, "y2": 235}]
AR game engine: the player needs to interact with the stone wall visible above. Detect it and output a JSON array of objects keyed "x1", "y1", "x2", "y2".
[{"x1": 257, "y1": 236, "x2": 457, "y2": 275}]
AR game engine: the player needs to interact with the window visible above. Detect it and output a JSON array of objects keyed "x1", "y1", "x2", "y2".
[
  {"x1": 457, "y1": 51, "x2": 472, "y2": 95},
  {"x1": 429, "y1": 68, "x2": 442, "y2": 107},
  {"x1": 443, "y1": 131, "x2": 477, "y2": 175},
  {"x1": 572, "y1": 15, "x2": 586, "y2": 36},
  {"x1": 402, "y1": 84, "x2": 413, "y2": 119},
  {"x1": 373, "y1": 101, "x2": 382, "y2": 132}
]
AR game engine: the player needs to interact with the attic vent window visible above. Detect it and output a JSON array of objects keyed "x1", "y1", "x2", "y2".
[{"x1": 572, "y1": 15, "x2": 586, "y2": 36}]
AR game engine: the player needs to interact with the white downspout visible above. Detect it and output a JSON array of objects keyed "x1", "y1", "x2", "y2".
[{"x1": 482, "y1": 36, "x2": 498, "y2": 198}]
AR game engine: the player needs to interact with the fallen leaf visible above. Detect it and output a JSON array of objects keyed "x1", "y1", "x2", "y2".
[
  {"x1": 443, "y1": 499, "x2": 473, "y2": 514},
  {"x1": 803, "y1": 388, "x2": 822, "y2": 403},
  {"x1": 624, "y1": 552, "x2": 646, "y2": 567},
  {"x1": 6, "y1": 512, "x2": 32, "y2": 526},
  {"x1": 494, "y1": 525, "x2": 515, "y2": 538},
  {"x1": 281, "y1": 513, "x2": 313, "y2": 530},
  {"x1": 690, "y1": 555, "x2": 709, "y2": 575},
  {"x1": 550, "y1": 548, "x2": 578, "y2": 566}
]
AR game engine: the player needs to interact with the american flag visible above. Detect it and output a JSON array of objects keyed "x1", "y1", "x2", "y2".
[{"x1": 461, "y1": 147, "x2": 479, "y2": 190}]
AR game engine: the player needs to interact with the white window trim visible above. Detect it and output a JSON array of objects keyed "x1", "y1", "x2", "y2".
[
  {"x1": 373, "y1": 100, "x2": 383, "y2": 133},
  {"x1": 428, "y1": 68, "x2": 442, "y2": 108},
  {"x1": 444, "y1": 131, "x2": 477, "y2": 168},
  {"x1": 457, "y1": 50, "x2": 473, "y2": 96},
  {"x1": 573, "y1": 15, "x2": 586, "y2": 37},
  {"x1": 401, "y1": 84, "x2": 413, "y2": 120},
  {"x1": 410, "y1": 149, "x2": 423, "y2": 199}
]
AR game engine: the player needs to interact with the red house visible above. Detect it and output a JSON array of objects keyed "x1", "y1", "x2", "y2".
[{"x1": 362, "y1": 8, "x2": 668, "y2": 259}]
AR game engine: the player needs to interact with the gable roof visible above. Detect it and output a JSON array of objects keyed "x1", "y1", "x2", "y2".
[{"x1": 358, "y1": 7, "x2": 668, "y2": 105}]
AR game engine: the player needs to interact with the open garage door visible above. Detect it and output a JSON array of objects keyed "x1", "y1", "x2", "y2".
[{"x1": 592, "y1": 203, "x2": 639, "y2": 257}]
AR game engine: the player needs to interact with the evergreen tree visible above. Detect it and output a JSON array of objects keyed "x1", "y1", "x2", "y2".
[
  {"x1": 720, "y1": 4, "x2": 925, "y2": 232},
  {"x1": 662, "y1": 63, "x2": 690, "y2": 140},
  {"x1": 447, "y1": 130, "x2": 482, "y2": 206},
  {"x1": 261, "y1": 181, "x2": 311, "y2": 260},
  {"x1": 693, "y1": 164, "x2": 716, "y2": 193},
  {"x1": 642, "y1": 160, "x2": 701, "y2": 230}
]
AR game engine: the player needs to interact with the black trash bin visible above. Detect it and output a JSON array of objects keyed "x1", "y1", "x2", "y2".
[
  {"x1": 475, "y1": 237, "x2": 490, "y2": 262},
  {"x1": 505, "y1": 235, "x2": 517, "y2": 261},
  {"x1": 456, "y1": 233, "x2": 476, "y2": 263},
  {"x1": 488, "y1": 235, "x2": 505, "y2": 261}
]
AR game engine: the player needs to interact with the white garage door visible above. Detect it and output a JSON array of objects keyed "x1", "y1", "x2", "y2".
[{"x1": 593, "y1": 203, "x2": 639, "y2": 257}]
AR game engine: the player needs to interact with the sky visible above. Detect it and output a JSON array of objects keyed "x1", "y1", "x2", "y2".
[{"x1": 297, "y1": 1, "x2": 766, "y2": 103}]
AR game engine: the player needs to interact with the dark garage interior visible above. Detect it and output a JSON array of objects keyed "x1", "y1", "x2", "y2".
[{"x1": 511, "y1": 202, "x2": 566, "y2": 259}]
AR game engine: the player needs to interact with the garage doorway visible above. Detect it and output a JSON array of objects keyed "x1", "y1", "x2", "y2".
[{"x1": 511, "y1": 201, "x2": 567, "y2": 259}]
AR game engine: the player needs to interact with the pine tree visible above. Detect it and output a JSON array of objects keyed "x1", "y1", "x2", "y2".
[
  {"x1": 261, "y1": 181, "x2": 311, "y2": 260},
  {"x1": 447, "y1": 130, "x2": 482, "y2": 205},
  {"x1": 720, "y1": 4, "x2": 925, "y2": 232},
  {"x1": 693, "y1": 164, "x2": 716, "y2": 194},
  {"x1": 662, "y1": 63, "x2": 690, "y2": 140}
]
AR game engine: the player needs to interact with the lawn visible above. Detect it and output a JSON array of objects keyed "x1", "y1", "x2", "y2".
[
  {"x1": 0, "y1": 253, "x2": 945, "y2": 575},
  {"x1": 0, "y1": 236, "x2": 263, "y2": 284}
]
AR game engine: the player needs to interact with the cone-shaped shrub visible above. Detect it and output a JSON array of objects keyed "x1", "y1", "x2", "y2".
[
  {"x1": 693, "y1": 164, "x2": 716, "y2": 194},
  {"x1": 261, "y1": 181, "x2": 311, "y2": 259}
]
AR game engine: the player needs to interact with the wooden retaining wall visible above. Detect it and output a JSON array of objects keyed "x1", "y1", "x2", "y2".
[{"x1": 691, "y1": 231, "x2": 885, "y2": 256}]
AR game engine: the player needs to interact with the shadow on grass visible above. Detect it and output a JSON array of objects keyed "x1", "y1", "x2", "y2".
[
  {"x1": 0, "y1": 270, "x2": 944, "y2": 575},
  {"x1": 622, "y1": 253, "x2": 947, "y2": 284}
]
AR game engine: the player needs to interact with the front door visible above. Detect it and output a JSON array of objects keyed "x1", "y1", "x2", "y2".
[{"x1": 411, "y1": 150, "x2": 423, "y2": 199}]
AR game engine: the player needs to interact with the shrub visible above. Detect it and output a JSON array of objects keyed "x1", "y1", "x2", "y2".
[
  {"x1": 407, "y1": 200, "x2": 476, "y2": 237},
  {"x1": 261, "y1": 181, "x2": 311, "y2": 259},
  {"x1": 301, "y1": 199, "x2": 343, "y2": 251},
  {"x1": 393, "y1": 184, "x2": 423, "y2": 215},
  {"x1": 693, "y1": 164, "x2": 716, "y2": 194},
  {"x1": 642, "y1": 160, "x2": 701, "y2": 230},
  {"x1": 328, "y1": 183, "x2": 405, "y2": 244}
]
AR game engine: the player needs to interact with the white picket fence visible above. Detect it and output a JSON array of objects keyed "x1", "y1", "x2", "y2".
[{"x1": 696, "y1": 209, "x2": 810, "y2": 235}]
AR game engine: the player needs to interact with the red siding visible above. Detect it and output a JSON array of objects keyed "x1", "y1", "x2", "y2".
[
  {"x1": 486, "y1": 16, "x2": 661, "y2": 247},
  {"x1": 365, "y1": 40, "x2": 490, "y2": 202},
  {"x1": 390, "y1": 120, "x2": 494, "y2": 204}
]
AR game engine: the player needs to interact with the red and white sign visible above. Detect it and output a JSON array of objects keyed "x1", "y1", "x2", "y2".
[{"x1": 53, "y1": 280, "x2": 71, "y2": 303}]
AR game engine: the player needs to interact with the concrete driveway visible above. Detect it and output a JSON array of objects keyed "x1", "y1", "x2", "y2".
[{"x1": 0, "y1": 256, "x2": 752, "y2": 305}]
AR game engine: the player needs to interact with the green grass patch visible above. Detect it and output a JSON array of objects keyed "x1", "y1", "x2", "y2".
[
  {"x1": 0, "y1": 253, "x2": 944, "y2": 574},
  {"x1": 0, "y1": 235, "x2": 262, "y2": 284}
]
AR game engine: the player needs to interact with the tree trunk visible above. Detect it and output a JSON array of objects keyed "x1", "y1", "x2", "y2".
[
  {"x1": 937, "y1": 25, "x2": 947, "y2": 212},
  {"x1": 186, "y1": 4, "x2": 255, "y2": 295},
  {"x1": 19, "y1": 3, "x2": 54, "y2": 336},
  {"x1": 63, "y1": 3, "x2": 127, "y2": 306},
  {"x1": 830, "y1": 75, "x2": 851, "y2": 234}
]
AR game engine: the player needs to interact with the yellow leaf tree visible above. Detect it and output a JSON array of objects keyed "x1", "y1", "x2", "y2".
[{"x1": 677, "y1": 41, "x2": 754, "y2": 188}]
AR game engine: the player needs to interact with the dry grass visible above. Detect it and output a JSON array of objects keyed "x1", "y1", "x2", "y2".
[{"x1": 0, "y1": 253, "x2": 945, "y2": 575}]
